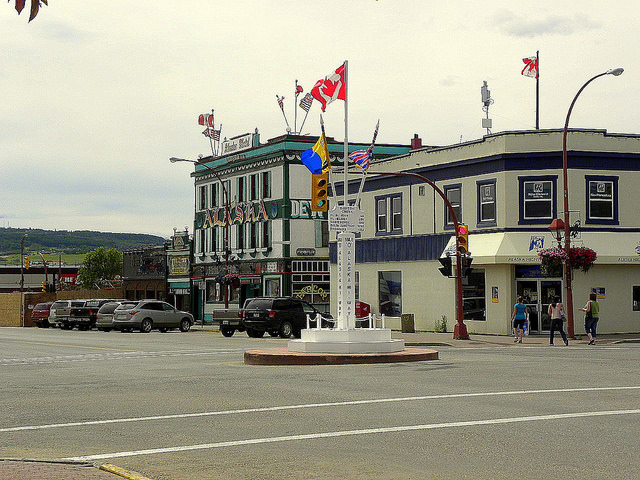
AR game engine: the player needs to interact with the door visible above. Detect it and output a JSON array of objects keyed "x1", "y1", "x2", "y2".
[{"x1": 516, "y1": 279, "x2": 563, "y2": 334}]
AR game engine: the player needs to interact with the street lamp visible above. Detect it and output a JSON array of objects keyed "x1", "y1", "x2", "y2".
[
  {"x1": 561, "y1": 67, "x2": 623, "y2": 338},
  {"x1": 170, "y1": 156, "x2": 231, "y2": 309},
  {"x1": 20, "y1": 233, "x2": 28, "y2": 292}
]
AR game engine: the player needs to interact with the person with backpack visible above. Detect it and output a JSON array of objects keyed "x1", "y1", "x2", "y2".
[{"x1": 548, "y1": 296, "x2": 569, "y2": 346}]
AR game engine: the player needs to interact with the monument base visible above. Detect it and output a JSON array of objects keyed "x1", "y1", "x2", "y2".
[{"x1": 288, "y1": 328, "x2": 405, "y2": 354}]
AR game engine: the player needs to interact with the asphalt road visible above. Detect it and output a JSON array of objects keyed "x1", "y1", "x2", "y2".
[{"x1": 1, "y1": 327, "x2": 639, "y2": 480}]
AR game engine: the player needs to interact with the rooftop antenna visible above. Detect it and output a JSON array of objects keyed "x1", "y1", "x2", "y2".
[{"x1": 481, "y1": 80, "x2": 493, "y2": 135}]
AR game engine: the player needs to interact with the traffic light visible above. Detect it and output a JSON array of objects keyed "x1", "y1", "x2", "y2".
[
  {"x1": 311, "y1": 173, "x2": 328, "y2": 212},
  {"x1": 456, "y1": 224, "x2": 469, "y2": 254},
  {"x1": 25, "y1": 255, "x2": 30, "y2": 269},
  {"x1": 461, "y1": 256, "x2": 474, "y2": 277},
  {"x1": 438, "y1": 255, "x2": 452, "y2": 277},
  {"x1": 42, "y1": 281, "x2": 47, "y2": 292}
]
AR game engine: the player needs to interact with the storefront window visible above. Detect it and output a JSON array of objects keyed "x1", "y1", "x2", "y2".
[
  {"x1": 463, "y1": 269, "x2": 486, "y2": 320},
  {"x1": 292, "y1": 261, "x2": 330, "y2": 309},
  {"x1": 378, "y1": 271, "x2": 401, "y2": 316},
  {"x1": 634, "y1": 286, "x2": 640, "y2": 311}
]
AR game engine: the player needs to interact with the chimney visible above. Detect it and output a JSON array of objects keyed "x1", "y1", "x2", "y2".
[{"x1": 411, "y1": 134, "x2": 422, "y2": 150}]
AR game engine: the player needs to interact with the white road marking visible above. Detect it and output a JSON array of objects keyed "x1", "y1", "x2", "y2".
[
  {"x1": 2, "y1": 385, "x2": 638, "y2": 433},
  {"x1": 64, "y1": 408, "x2": 640, "y2": 461}
]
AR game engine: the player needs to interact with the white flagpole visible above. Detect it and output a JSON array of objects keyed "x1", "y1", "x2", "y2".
[{"x1": 343, "y1": 60, "x2": 348, "y2": 208}]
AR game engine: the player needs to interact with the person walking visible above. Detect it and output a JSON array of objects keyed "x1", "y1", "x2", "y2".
[
  {"x1": 548, "y1": 296, "x2": 569, "y2": 346},
  {"x1": 580, "y1": 292, "x2": 600, "y2": 345},
  {"x1": 511, "y1": 296, "x2": 528, "y2": 343}
]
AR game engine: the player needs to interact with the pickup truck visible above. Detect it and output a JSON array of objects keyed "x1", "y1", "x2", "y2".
[
  {"x1": 211, "y1": 308, "x2": 243, "y2": 337},
  {"x1": 49, "y1": 299, "x2": 87, "y2": 329},
  {"x1": 68, "y1": 299, "x2": 122, "y2": 330}
]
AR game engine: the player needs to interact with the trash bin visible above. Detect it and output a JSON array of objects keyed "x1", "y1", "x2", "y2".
[{"x1": 401, "y1": 313, "x2": 415, "y2": 333}]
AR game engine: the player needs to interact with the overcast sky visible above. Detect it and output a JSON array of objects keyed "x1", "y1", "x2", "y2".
[{"x1": 1, "y1": 1, "x2": 637, "y2": 237}]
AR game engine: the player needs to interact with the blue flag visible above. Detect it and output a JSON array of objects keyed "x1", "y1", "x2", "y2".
[{"x1": 301, "y1": 132, "x2": 330, "y2": 174}]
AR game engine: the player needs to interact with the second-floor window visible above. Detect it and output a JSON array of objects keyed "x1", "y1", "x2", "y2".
[
  {"x1": 444, "y1": 184, "x2": 462, "y2": 227},
  {"x1": 262, "y1": 171, "x2": 271, "y2": 198},
  {"x1": 199, "y1": 185, "x2": 207, "y2": 211},
  {"x1": 586, "y1": 175, "x2": 618, "y2": 224},
  {"x1": 519, "y1": 176, "x2": 556, "y2": 224},
  {"x1": 477, "y1": 181, "x2": 496, "y2": 225},
  {"x1": 375, "y1": 194, "x2": 402, "y2": 235}
]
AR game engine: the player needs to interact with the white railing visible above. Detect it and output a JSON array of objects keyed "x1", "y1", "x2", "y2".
[{"x1": 306, "y1": 313, "x2": 386, "y2": 330}]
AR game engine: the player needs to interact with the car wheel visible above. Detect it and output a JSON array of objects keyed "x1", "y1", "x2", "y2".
[
  {"x1": 246, "y1": 328, "x2": 265, "y2": 338},
  {"x1": 179, "y1": 318, "x2": 191, "y2": 332},
  {"x1": 62, "y1": 321, "x2": 71, "y2": 330},
  {"x1": 140, "y1": 318, "x2": 153, "y2": 333},
  {"x1": 221, "y1": 327, "x2": 235, "y2": 337},
  {"x1": 279, "y1": 321, "x2": 293, "y2": 338}
]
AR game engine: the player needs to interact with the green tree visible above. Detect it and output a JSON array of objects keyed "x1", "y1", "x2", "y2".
[{"x1": 77, "y1": 247, "x2": 123, "y2": 289}]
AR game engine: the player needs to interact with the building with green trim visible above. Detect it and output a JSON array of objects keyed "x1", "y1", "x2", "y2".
[{"x1": 188, "y1": 131, "x2": 412, "y2": 322}]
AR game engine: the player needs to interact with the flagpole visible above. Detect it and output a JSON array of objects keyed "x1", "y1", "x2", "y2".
[
  {"x1": 343, "y1": 60, "x2": 348, "y2": 209},
  {"x1": 536, "y1": 50, "x2": 540, "y2": 129},
  {"x1": 294, "y1": 80, "x2": 298, "y2": 134},
  {"x1": 207, "y1": 109, "x2": 216, "y2": 157},
  {"x1": 277, "y1": 95, "x2": 291, "y2": 131},
  {"x1": 299, "y1": 99, "x2": 311, "y2": 134}
]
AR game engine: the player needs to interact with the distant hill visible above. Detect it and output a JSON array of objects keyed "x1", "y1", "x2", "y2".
[{"x1": 0, "y1": 228, "x2": 166, "y2": 255}]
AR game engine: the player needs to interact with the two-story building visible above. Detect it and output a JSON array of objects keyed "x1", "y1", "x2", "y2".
[
  {"x1": 331, "y1": 129, "x2": 640, "y2": 334},
  {"x1": 186, "y1": 131, "x2": 412, "y2": 323}
]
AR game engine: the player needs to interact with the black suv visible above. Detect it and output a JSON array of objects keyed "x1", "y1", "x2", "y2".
[{"x1": 241, "y1": 297, "x2": 332, "y2": 338}]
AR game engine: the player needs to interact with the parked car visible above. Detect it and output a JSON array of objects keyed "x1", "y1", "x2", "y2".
[
  {"x1": 112, "y1": 300, "x2": 194, "y2": 333},
  {"x1": 241, "y1": 297, "x2": 333, "y2": 338},
  {"x1": 49, "y1": 299, "x2": 87, "y2": 329},
  {"x1": 211, "y1": 308, "x2": 243, "y2": 337},
  {"x1": 95, "y1": 300, "x2": 137, "y2": 331},
  {"x1": 31, "y1": 302, "x2": 54, "y2": 328},
  {"x1": 69, "y1": 298, "x2": 125, "y2": 330}
]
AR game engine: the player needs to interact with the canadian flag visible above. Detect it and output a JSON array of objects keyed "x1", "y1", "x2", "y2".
[
  {"x1": 310, "y1": 63, "x2": 346, "y2": 112},
  {"x1": 198, "y1": 114, "x2": 214, "y2": 127},
  {"x1": 521, "y1": 56, "x2": 538, "y2": 79}
]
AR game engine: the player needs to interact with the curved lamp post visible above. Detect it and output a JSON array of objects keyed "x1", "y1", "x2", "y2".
[
  {"x1": 562, "y1": 67, "x2": 623, "y2": 338},
  {"x1": 170, "y1": 156, "x2": 231, "y2": 309}
]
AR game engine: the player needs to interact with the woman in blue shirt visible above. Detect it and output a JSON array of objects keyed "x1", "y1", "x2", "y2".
[{"x1": 511, "y1": 296, "x2": 529, "y2": 344}]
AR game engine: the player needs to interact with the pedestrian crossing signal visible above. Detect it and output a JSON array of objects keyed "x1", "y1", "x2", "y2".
[
  {"x1": 457, "y1": 224, "x2": 469, "y2": 255},
  {"x1": 311, "y1": 173, "x2": 328, "y2": 212}
]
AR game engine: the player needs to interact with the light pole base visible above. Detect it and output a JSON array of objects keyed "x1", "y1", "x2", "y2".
[{"x1": 453, "y1": 323, "x2": 469, "y2": 340}]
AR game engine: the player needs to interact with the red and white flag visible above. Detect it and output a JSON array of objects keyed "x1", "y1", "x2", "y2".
[
  {"x1": 521, "y1": 56, "x2": 538, "y2": 79},
  {"x1": 198, "y1": 113, "x2": 214, "y2": 127},
  {"x1": 310, "y1": 63, "x2": 346, "y2": 112}
]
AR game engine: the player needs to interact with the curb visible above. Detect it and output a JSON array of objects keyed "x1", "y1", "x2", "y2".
[
  {"x1": 244, "y1": 347, "x2": 439, "y2": 365},
  {"x1": 100, "y1": 463, "x2": 155, "y2": 480}
]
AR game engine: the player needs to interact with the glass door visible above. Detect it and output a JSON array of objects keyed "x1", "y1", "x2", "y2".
[
  {"x1": 540, "y1": 281, "x2": 562, "y2": 332},
  {"x1": 516, "y1": 280, "x2": 539, "y2": 332}
]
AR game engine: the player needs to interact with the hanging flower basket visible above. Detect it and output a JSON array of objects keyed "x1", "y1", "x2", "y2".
[
  {"x1": 538, "y1": 247, "x2": 568, "y2": 276},
  {"x1": 221, "y1": 273, "x2": 240, "y2": 287},
  {"x1": 567, "y1": 246, "x2": 597, "y2": 273}
]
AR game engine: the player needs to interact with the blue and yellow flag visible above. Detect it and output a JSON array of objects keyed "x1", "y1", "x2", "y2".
[{"x1": 301, "y1": 131, "x2": 330, "y2": 175}]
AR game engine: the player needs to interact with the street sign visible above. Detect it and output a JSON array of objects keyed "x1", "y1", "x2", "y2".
[{"x1": 329, "y1": 206, "x2": 365, "y2": 232}]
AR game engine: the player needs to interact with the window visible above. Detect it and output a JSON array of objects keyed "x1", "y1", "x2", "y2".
[
  {"x1": 237, "y1": 224, "x2": 245, "y2": 250},
  {"x1": 262, "y1": 171, "x2": 271, "y2": 198},
  {"x1": 199, "y1": 185, "x2": 207, "y2": 211},
  {"x1": 210, "y1": 228, "x2": 218, "y2": 253},
  {"x1": 586, "y1": 175, "x2": 618, "y2": 224},
  {"x1": 211, "y1": 183, "x2": 218, "y2": 207},
  {"x1": 262, "y1": 221, "x2": 271, "y2": 248},
  {"x1": 198, "y1": 229, "x2": 205, "y2": 254},
  {"x1": 315, "y1": 220, "x2": 329, "y2": 247},
  {"x1": 237, "y1": 177, "x2": 246, "y2": 202},
  {"x1": 477, "y1": 180, "x2": 496, "y2": 225},
  {"x1": 519, "y1": 176, "x2": 557, "y2": 224},
  {"x1": 378, "y1": 271, "x2": 401, "y2": 316},
  {"x1": 292, "y1": 260, "x2": 330, "y2": 306},
  {"x1": 634, "y1": 286, "x2": 640, "y2": 312},
  {"x1": 375, "y1": 194, "x2": 402, "y2": 235},
  {"x1": 463, "y1": 269, "x2": 486, "y2": 321},
  {"x1": 250, "y1": 174, "x2": 259, "y2": 201},
  {"x1": 249, "y1": 223, "x2": 257, "y2": 249},
  {"x1": 444, "y1": 184, "x2": 461, "y2": 227}
]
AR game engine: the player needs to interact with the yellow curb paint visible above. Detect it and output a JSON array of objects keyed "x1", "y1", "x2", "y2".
[{"x1": 99, "y1": 463, "x2": 155, "y2": 480}]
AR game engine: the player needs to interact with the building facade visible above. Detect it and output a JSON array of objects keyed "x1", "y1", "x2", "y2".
[
  {"x1": 330, "y1": 129, "x2": 640, "y2": 334},
  {"x1": 122, "y1": 245, "x2": 166, "y2": 301},
  {"x1": 166, "y1": 229, "x2": 192, "y2": 311},
  {"x1": 187, "y1": 131, "x2": 411, "y2": 322}
]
